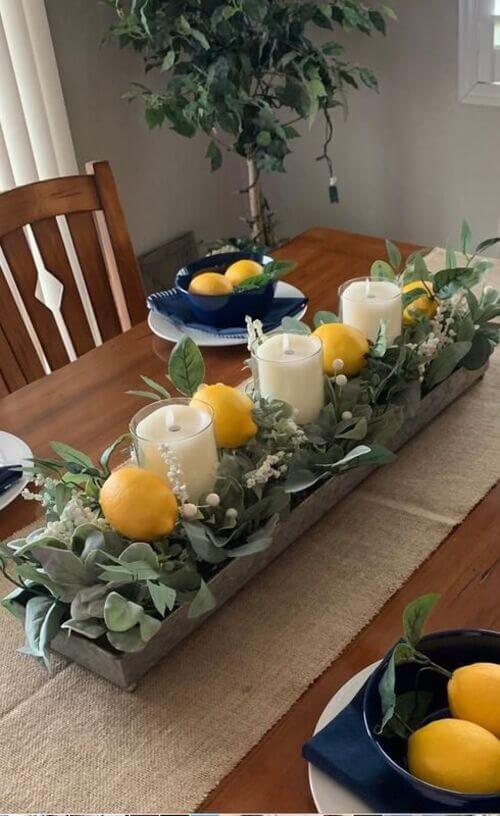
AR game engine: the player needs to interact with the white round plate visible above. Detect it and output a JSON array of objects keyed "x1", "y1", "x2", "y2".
[
  {"x1": 0, "y1": 431, "x2": 32, "y2": 512},
  {"x1": 308, "y1": 661, "x2": 381, "y2": 814},
  {"x1": 148, "y1": 281, "x2": 307, "y2": 347}
]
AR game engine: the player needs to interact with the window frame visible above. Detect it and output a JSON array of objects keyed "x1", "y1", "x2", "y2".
[{"x1": 459, "y1": 0, "x2": 500, "y2": 106}]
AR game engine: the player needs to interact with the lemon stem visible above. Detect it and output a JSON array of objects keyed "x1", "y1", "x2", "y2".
[{"x1": 414, "y1": 649, "x2": 452, "y2": 678}]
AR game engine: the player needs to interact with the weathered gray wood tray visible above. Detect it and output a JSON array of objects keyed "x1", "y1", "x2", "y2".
[{"x1": 16, "y1": 364, "x2": 488, "y2": 688}]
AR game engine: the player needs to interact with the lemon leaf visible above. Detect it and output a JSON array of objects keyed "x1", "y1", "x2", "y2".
[
  {"x1": 168, "y1": 336, "x2": 205, "y2": 396},
  {"x1": 403, "y1": 593, "x2": 441, "y2": 647}
]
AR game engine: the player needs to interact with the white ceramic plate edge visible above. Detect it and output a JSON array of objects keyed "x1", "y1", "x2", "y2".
[
  {"x1": 307, "y1": 660, "x2": 381, "y2": 814},
  {"x1": 148, "y1": 281, "x2": 307, "y2": 347},
  {"x1": 0, "y1": 431, "x2": 33, "y2": 512}
]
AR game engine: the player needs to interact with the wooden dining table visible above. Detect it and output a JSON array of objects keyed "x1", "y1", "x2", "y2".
[{"x1": 0, "y1": 226, "x2": 498, "y2": 813}]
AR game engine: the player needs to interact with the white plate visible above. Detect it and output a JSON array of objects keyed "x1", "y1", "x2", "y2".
[
  {"x1": 0, "y1": 431, "x2": 33, "y2": 512},
  {"x1": 147, "y1": 281, "x2": 308, "y2": 347},
  {"x1": 308, "y1": 661, "x2": 381, "y2": 814}
]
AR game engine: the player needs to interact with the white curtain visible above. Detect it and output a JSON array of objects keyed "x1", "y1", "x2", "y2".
[{"x1": 0, "y1": 0, "x2": 100, "y2": 364}]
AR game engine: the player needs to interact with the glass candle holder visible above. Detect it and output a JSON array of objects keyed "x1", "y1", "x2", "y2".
[
  {"x1": 130, "y1": 398, "x2": 218, "y2": 502},
  {"x1": 252, "y1": 332, "x2": 324, "y2": 424},
  {"x1": 339, "y1": 276, "x2": 402, "y2": 343}
]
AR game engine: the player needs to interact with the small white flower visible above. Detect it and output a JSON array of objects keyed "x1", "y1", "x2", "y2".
[
  {"x1": 206, "y1": 492, "x2": 220, "y2": 507},
  {"x1": 225, "y1": 507, "x2": 238, "y2": 519},
  {"x1": 181, "y1": 503, "x2": 198, "y2": 520},
  {"x1": 335, "y1": 374, "x2": 348, "y2": 387},
  {"x1": 341, "y1": 410, "x2": 353, "y2": 420},
  {"x1": 333, "y1": 358, "x2": 344, "y2": 372}
]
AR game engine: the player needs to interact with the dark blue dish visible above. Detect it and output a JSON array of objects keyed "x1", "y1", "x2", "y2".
[
  {"x1": 363, "y1": 629, "x2": 500, "y2": 809},
  {"x1": 175, "y1": 251, "x2": 275, "y2": 328}
]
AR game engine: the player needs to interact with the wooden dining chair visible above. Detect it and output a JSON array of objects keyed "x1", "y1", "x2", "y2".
[{"x1": 0, "y1": 160, "x2": 146, "y2": 395}]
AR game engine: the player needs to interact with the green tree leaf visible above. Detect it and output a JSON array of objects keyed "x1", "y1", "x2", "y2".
[
  {"x1": 168, "y1": 336, "x2": 205, "y2": 396},
  {"x1": 281, "y1": 316, "x2": 311, "y2": 335},
  {"x1": 206, "y1": 140, "x2": 223, "y2": 171},
  {"x1": 460, "y1": 219, "x2": 472, "y2": 255},
  {"x1": 147, "y1": 580, "x2": 177, "y2": 616}
]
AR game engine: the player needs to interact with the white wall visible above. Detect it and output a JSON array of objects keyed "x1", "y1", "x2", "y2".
[
  {"x1": 45, "y1": 0, "x2": 243, "y2": 256},
  {"x1": 47, "y1": 0, "x2": 500, "y2": 254},
  {"x1": 265, "y1": 0, "x2": 500, "y2": 249}
]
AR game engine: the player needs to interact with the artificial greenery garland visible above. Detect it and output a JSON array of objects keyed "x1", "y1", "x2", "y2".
[{"x1": 1, "y1": 226, "x2": 499, "y2": 669}]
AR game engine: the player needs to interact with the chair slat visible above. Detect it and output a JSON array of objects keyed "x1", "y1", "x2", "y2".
[
  {"x1": 0, "y1": 269, "x2": 45, "y2": 383},
  {"x1": 88, "y1": 161, "x2": 147, "y2": 326},
  {"x1": 31, "y1": 217, "x2": 95, "y2": 357},
  {"x1": 66, "y1": 211, "x2": 121, "y2": 342},
  {"x1": 1, "y1": 229, "x2": 70, "y2": 370},
  {"x1": 0, "y1": 322, "x2": 27, "y2": 393},
  {"x1": 0, "y1": 176, "x2": 100, "y2": 239}
]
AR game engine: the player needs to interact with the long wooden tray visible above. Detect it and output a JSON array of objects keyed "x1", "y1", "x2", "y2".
[{"x1": 14, "y1": 364, "x2": 488, "y2": 688}]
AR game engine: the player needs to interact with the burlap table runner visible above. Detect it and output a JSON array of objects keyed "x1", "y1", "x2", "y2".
[{"x1": 0, "y1": 253, "x2": 498, "y2": 812}]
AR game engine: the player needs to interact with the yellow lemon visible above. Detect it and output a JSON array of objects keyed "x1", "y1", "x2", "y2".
[
  {"x1": 189, "y1": 271, "x2": 233, "y2": 296},
  {"x1": 448, "y1": 663, "x2": 500, "y2": 738},
  {"x1": 191, "y1": 383, "x2": 257, "y2": 448},
  {"x1": 403, "y1": 280, "x2": 437, "y2": 326},
  {"x1": 225, "y1": 259, "x2": 263, "y2": 286},
  {"x1": 100, "y1": 466, "x2": 178, "y2": 542},
  {"x1": 312, "y1": 322, "x2": 369, "y2": 377},
  {"x1": 408, "y1": 718, "x2": 500, "y2": 794}
]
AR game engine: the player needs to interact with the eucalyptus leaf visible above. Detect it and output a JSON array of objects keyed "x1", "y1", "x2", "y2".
[
  {"x1": 107, "y1": 625, "x2": 146, "y2": 653},
  {"x1": 100, "y1": 433, "x2": 130, "y2": 472},
  {"x1": 104, "y1": 591, "x2": 144, "y2": 632},
  {"x1": 1, "y1": 586, "x2": 25, "y2": 619},
  {"x1": 32, "y1": 546, "x2": 96, "y2": 593},
  {"x1": 139, "y1": 613, "x2": 162, "y2": 642},
  {"x1": 168, "y1": 336, "x2": 205, "y2": 396},
  {"x1": 425, "y1": 342, "x2": 472, "y2": 389},
  {"x1": 313, "y1": 311, "x2": 339, "y2": 327},
  {"x1": 371, "y1": 260, "x2": 395, "y2": 281},
  {"x1": 61, "y1": 618, "x2": 107, "y2": 640},
  {"x1": 460, "y1": 219, "x2": 472, "y2": 255},
  {"x1": 461, "y1": 334, "x2": 493, "y2": 370},
  {"x1": 228, "y1": 514, "x2": 278, "y2": 557},
  {"x1": 281, "y1": 317, "x2": 311, "y2": 335},
  {"x1": 70, "y1": 584, "x2": 108, "y2": 621},
  {"x1": 371, "y1": 319, "x2": 388, "y2": 358},
  {"x1": 188, "y1": 579, "x2": 216, "y2": 619},
  {"x1": 119, "y1": 542, "x2": 159, "y2": 570}
]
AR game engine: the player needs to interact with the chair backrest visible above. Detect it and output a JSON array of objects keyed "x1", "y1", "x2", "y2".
[{"x1": 0, "y1": 160, "x2": 146, "y2": 393}]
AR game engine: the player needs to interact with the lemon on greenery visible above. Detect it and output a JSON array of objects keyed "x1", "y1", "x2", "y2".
[
  {"x1": 403, "y1": 280, "x2": 437, "y2": 326},
  {"x1": 408, "y1": 718, "x2": 500, "y2": 794},
  {"x1": 313, "y1": 322, "x2": 369, "y2": 377},
  {"x1": 448, "y1": 662, "x2": 500, "y2": 738},
  {"x1": 225, "y1": 258, "x2": 263, "y2": 286},
  {"x1": 100, "y1": 466, "x2": 178, "y2": 542},
  {"x1": 191, "y1": 383, "x2": 257, "y2": 448},
  {"x1": 189, "y1": 271, "x2": 234, "y2": 296}
]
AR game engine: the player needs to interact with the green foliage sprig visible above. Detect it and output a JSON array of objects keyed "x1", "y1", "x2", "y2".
[{"x1": 376, "y1": 594, "x2": 452, "y2": 739}]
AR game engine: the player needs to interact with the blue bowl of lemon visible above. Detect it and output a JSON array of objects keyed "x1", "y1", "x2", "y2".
[
  {"x1": 363, "y1": 595, "x2": 500, "y2": 809},
  {"x1": 176, "y1": 252, "x2": 293, "y2": 329}
]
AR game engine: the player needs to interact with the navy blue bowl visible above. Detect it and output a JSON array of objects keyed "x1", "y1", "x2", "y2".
[
  {"x1": 176, "y1": 251, "x2": 275, "y2": 328},
  {"x1": 363, "y1": 629, "x2": 500, "y2": 808}
]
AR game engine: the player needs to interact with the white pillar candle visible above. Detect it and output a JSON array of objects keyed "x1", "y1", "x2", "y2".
[
  {"x1": 254, "y1": 333, "x2": 324, "y2": 424},
  {"x1": 130, "y1": 399, "x2": 218, "y2": 501},
  {"x1": 340, "y1": 277, "x2": 402, "y2": 343}
]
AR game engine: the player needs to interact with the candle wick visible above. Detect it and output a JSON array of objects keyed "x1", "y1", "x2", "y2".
[
  {"x1": 168, "y1": 424, "x2": 181, "y2": 432},
  {"x1": 284, "y1": 349, "x2": 295, "y2": 356}
]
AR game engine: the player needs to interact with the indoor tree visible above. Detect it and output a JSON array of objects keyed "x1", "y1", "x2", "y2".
[{"x1": 104, "y1": 0, "x2": 394, "y2": 247}]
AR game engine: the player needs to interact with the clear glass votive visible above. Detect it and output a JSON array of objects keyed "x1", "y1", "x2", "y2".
[
  {"x1": 339, "y1": 276, "x2": 402, "y2": 343},
  {"x1": 130, "y1": 397, "x2": 218, "y2": 502},
  {"x1": 252, "y1": 332, "x2": 324, "y2": 425}
]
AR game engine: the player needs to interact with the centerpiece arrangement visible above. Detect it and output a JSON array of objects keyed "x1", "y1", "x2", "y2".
[{"x1": 1, "y1": 224, "x2": 499, "y2": 687}]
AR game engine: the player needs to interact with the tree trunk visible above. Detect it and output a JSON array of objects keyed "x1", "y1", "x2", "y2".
[{"x1": 246, "y1": 157, "x2": 265, "y2": 243}]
